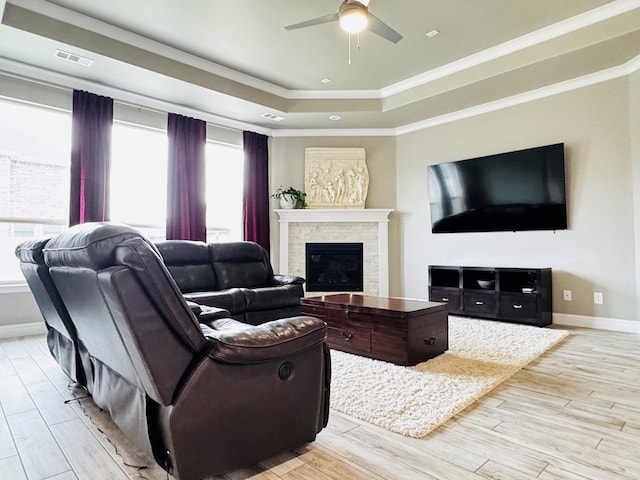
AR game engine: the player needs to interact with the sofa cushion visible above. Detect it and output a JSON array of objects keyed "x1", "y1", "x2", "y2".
[
  {"x1": 242, "y1": 284, "x2": 304, "y2": 312},
  {"x1": 209, "y1": 242, "x2": 272, "y2": 289},
  {"x1": 183, "y1": 288, "x2": 246, "y2": 314},
  {"x1": 156, "y1": 240, "x2": 218, "y2": 293}
]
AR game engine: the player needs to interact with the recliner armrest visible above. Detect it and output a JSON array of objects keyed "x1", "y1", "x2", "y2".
[
  {"x1": 271, "y1": 274, "x2": 305, "y2": 286},
  {"x1": 201, "y1": 316, "x2": 326, "y2": 364}
]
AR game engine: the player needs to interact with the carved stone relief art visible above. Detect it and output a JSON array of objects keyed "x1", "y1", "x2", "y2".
[{"x1": 304, "y1": 147, "x2": 369, "y2": 208}]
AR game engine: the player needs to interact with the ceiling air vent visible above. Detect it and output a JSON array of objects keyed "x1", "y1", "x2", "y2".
[
  {"x1": 54, "y1": 49, "x2": 94, "y2": 67},
  {"x1": 261, "y1": 112, "x2": 285, "y2": 122}
]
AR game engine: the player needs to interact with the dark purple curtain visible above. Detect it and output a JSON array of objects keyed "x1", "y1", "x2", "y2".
[
  {"x1": 242, "y1": 131, "x2": 270, "y2": 251},
  {"x1": 166, "y1": 113, "x2": 207, "y2": 241},
  {"x1": 69, "y1": 90, "x2": 113, "y2": 226}
]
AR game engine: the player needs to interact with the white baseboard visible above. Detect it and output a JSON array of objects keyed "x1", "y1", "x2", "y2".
[
  {"x1": 0, "y1": 322, "x2": 47, "y2": 340},
  {"x1": 553, "y1": 313, "x2": 640, "y2": 333}
]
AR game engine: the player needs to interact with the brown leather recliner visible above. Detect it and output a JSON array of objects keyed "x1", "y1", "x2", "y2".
[{"x1": 42, "y1": 222, "x2": 331, "y2": 480}]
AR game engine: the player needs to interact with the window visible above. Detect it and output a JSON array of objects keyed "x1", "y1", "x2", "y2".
[
  {"x1": 110, "y1": 126, "x2": 244, "y2": 243},
  {"x1": 2, "y1": 104, "x2": 245, "y2": 285},
  {"x1": 0, "y1": 99, "x2": 70, "y2": 283},
  {"x1": 205, "y1": 142, "x2": 244, "y2": 242},
  {"x1": 110, "y1": 122, "x2": 168, "y2": 241}
]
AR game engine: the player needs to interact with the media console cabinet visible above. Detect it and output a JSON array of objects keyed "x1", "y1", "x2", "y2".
[{"x1": 429, "y1": 265, "x2": 552, "y2": 327}]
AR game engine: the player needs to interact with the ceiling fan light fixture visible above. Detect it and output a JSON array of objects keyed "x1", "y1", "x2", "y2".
[{"x1": 339, "y1": 2, "x2": 368, "y2": 33}]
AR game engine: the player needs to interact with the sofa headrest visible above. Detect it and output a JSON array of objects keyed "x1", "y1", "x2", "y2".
[
  {"x1": 44, "y1": 222, "x2": 153, "y2": 270},
  {"x1": 155, "y1": 240, "x2": 210, "y2": 265},
  {"x1": 209, "y1": 241, "x2": 273, "y2": 289},
  {"x1": 209, "y1": 241, "x2": 265, "y2": 262},
  {"x1": 15, "y1": 236, "x2": 52, "y2": 265}
]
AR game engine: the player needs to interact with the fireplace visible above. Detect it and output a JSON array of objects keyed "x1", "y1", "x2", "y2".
[
  {"x1": 275, "y1": 208, "x2": 393, "y2": 296},
  {"x1": 305, "y1": 243, "x2": 363, "y2": 292}
]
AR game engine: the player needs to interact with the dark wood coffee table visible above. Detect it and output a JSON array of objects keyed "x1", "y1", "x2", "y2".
[{"x1": 301, "y1": 294, "x2": 448, "y2": 366}]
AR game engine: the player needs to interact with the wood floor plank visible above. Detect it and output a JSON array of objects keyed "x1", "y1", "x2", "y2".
[
  {"x1": 25, "y1": 381, "x2": 78, "y2": 427},
  {"x1": 7, "y1": 409, "x2": 71, "y2": 479},
  {"x1": 343, "y1": 424, "x2": 486, "y2": 479},
  {"x1": 10, "y1": 356, "x2": 48, "y2": 385},
  {"x1": 315, "y1": 429, "x2": 431, "y2": 480},
  {"x1": 0, "y1": 375, "x2": 36, "y2": 416},
  {"x1": 49, "y1": 418, "x2": 130, "y2": 480},
  {"x1": 0, "y1": 455, "x2": 27, "y2": 479},
  {"x1": 0, "y1": 347, "x2": 16, "y2": 378},
  {"x1": 0, "y1": 404, "x2": 18, "y2": 461},
  {"x1": 46, "y1": 472, "x2": 80, "y2": 480}
]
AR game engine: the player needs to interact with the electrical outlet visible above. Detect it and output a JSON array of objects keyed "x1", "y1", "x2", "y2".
[
  {"x1": 594, "y1": 292, "x2": 603, "y2": 305},
  {"x1": 563, "y1": 290, "x2": 572, "y2": 301}
]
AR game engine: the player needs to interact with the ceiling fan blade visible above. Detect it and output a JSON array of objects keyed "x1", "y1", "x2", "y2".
[
  {"x1": 368, "y1": 13, "x2": 403, "y2": 43},
  {"x1": 284, "y1": 13, "x2": 339, "y2": 31}
]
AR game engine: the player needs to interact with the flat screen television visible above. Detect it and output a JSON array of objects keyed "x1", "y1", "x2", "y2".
[{"x1": 428, "y1": 143, "x2": 567, "y2": 233}]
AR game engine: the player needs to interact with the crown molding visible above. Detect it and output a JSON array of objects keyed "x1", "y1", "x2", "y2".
[
  {"x1": 270, "y1": 127, "x2": 396, "y2": 137},
  {"x1": 381, "y1": 0, "x2": 640, "y2": 98},
  {"x1": 395, "y1": 53, "x2": 640, "y2": 136},
  {"x1": 0, "y1": 56, "x2": 272, "y2": 135}
]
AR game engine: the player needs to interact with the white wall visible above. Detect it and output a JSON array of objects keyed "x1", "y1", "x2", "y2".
[{"x1": 397, "y1": 78, "x2": 637, "y2": 322}]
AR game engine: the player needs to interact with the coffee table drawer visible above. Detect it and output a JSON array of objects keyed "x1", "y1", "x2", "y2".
[{"x1": 327, "y1": 325, "x2": 371, "y2": 353}]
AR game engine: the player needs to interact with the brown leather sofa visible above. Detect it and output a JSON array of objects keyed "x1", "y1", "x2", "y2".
[
  {"x1": 22, "y1": 222, "x2": 330, "y2": 480},
  {"x1": 155, "y1": 239, "x2": 305, "y2": 325}
]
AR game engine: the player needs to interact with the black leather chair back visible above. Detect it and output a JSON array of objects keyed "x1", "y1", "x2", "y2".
[
  {"x1": 15, "y1": 237, "x2": 88, "y2": 386},
  {"x1": 44, "y1": 222, "x2": 206, "y2": 456}
]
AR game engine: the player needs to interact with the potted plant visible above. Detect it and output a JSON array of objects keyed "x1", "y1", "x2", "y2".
[{"x1": 272, "y1": 186, "x2": 306, "y2": 209}]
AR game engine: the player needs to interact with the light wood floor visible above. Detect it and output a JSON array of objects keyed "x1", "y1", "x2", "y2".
[{"x1": 1, "y1": 325, "x2": 639, "y2": 480}]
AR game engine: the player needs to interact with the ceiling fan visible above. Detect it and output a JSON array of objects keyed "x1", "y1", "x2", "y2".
[{"x1": 284, "y1": 0, "x2": 403, "y2": 44}]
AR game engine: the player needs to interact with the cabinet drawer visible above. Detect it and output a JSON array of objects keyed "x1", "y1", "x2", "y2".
[
  {"x1": 499, "y1": 294, "x2": 538, "y2": 320},
  {"x1": 327, "y1": 325, "x2": 371, "y2": 353},
  {"x1": 463, "y1": 292, "x2": 498, "y2": 316},
  {"x1": 429, "y1": 287, "x2": 461, "y2": 313}
]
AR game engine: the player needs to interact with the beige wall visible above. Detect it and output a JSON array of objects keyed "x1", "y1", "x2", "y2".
[
  {"x1": 397, "y1": 78, "x2": 637, "y2": 321},
  {"x1": 631, "y1": 70, "x2": 640, "y2": 318},
  {"x1": 0, "y1": 291, "x2": 42, "y2": 327}
]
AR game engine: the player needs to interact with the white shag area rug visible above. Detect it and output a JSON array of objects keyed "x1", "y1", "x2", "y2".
[{"x1": 330, "y1": 316, "x2": 569, "y2": 438}]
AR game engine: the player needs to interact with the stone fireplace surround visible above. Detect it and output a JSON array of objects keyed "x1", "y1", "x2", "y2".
[{"x1": 275, "y1": 209, "x2": 393, "y2": 296}]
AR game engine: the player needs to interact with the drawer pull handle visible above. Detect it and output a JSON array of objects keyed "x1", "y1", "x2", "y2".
[
  {"x1": 475, "y1": 301, "x2": 484, "y2": 305},
  {"x1": 424, "y1": 337, "x2": 436, "y2": 345},
  {"x1": 513, "y1": 304, "x2": 523, "y2": 309},
  {"x1": 441, "y1": 297, "x2": 449, "y2": 302},
  {"x1": 341, "y1": 332, "x2": 353, "y2": 341}
]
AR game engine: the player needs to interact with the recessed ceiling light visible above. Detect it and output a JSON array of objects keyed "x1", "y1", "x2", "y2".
[
  {"x1": 321, "y1": 78, "x2": 331, "y2": 84},
  {"x1": 329, "y1": 115, "x2": 342, "y2": 121},
  {"x1": 54, "y1": 49, "x2": 94, "y2": 67},
  {"x1": 425, "y1": 29, "x2": 440, "y2": 38},
  {"x1": 261, "y1": 112, "x2": 285, "y2": 122}
]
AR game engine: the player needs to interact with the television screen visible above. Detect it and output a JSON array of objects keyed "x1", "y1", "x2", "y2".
[{"x1": 428, "y1": 143, "x2": 567, "y2": 233}]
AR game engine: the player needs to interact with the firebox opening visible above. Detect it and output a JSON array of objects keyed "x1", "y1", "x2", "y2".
[{"x1": 305, "y1": 242, "x2": 364, "y2": 292}]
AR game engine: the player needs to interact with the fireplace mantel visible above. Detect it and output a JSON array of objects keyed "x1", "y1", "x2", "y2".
[{"x1": 275, "y1": 208, "x2": 393, "y2": 296}]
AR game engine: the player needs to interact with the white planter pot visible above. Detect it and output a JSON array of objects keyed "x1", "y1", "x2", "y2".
[{"x1": 279, "y1": 195, "x2": 297, "y2": 209}]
